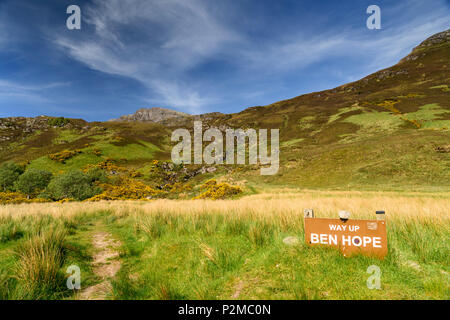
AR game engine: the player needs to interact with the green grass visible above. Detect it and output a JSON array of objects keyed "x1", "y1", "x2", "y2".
[
  {"x1": 429, "y1": 85, "x2": 450, "y2": 92},
  {"x1": 281, "y1": 138, "x2": 304, "y2": 148},
  {"x1": 0, "y1": 213, "x2": 101, "y2": 299},
  {"x1": 402, "y1": 104, "x2": 450, "y2": 130},
  {"x1": 0, "y1": 205, "x2": 448, "y2": 300},
  {"x1": 27, "y1": 154, "x2": 101, "y2": 174},
  {"x1": 343, "y1": 110, "x2": 404, "y2": 132},
  {"x1": 87, "y1": 139, "x2": 160, "y2": 160},
  {"x1": 252, "y1": 128, "x2": 450, "y2": 191},
  {"x1": 298, "y1": 116, "x2": 316, "y2": 130},
  {"x1": 26, "y1": 138, "x2": 161, "y2": 174},
  {"x1": 107, "y1": 211, "x2": 449, "y2": 300},
  {"x1": 53, "y1": 130, "x2": 90, "y2": 145}
]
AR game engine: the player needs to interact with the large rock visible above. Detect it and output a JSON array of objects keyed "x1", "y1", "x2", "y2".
[{"x1": 111, "y1": 107, "x2": 191, "y2": 123}]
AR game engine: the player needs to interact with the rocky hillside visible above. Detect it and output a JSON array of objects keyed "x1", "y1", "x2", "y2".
[
  {"x1": 412, "y1": 29, "x2": 449, "y2": 50},
  {"x1": 111, "y1": 107, "x2": 190, "y2": 123},
  {"x1": 0, "y1": 30, "x2": 449, "y2": 191}
]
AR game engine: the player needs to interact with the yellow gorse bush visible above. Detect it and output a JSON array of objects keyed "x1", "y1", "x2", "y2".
[
  {"x1": 95, "y1": 158, "x2": 127, "y2": 173},
  {"x1": 129, "y1": 170, "x2": 143, "y2": 178},
  {"x1": 170, "y1": 182, "x2": 192, "y2": 193},
  {"x1": 0, "y1": 192, "x2": 47, "y2": 204},
  {"x1": 194, "y1": 179, "x2": 242, "y2": 200},
  {"x1": 86, "y1": 179, "x2": 162, "y2": 201},
  {"x1": 377, "y1": 99, "x2": 401, "y2": 113},
  {"x1": 83, "y1": 158, "x2": 128, "y2": 175},
  {"x1": 92, "y1": 148, "x2": 102, "y2": 156},
  {"x1": 48, "y1": 149, "x2": 82, "y2": 163},
  {"x1": 376, "y1": 99, "x2": 422, "y2": 128}
]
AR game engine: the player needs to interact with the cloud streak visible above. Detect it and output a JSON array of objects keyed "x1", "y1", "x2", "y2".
[
  {"x1": 54, "y1": 0, "x2": 449, "y2": 114},
  {"x1": 233, "y1": 0, "x2": 450, "y2": 78},
  {"x1": 55, "y1": 0, "x2": 241, "y2": 113},
  {"x1": 0, "y1": 80, "x2": 70, "y2": 103},
  {"x1": 1, "y1": 0, "x2": 449, "y2": 119}
]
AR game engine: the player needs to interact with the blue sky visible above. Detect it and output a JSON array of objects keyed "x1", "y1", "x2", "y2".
[{"x1": 0, "y1": 0, "x2": 449, "y2": 121}]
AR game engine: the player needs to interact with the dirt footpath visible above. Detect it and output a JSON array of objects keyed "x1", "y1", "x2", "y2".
[{"x1": 79, "y1": 232, "x2": 121, "y2": 300}]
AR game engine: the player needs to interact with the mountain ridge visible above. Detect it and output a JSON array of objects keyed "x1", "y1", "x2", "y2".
[
  {"x1": 105, "y1": 29, "x2": 449, "y2": 127},
  {"x1": 0, "y1": 29, "x2": 448, "y2": 191}
]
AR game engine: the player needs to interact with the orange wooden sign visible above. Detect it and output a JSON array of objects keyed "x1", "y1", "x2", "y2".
[{"x1": 304, "y1": 217, "x2": 388, "y2": 259}]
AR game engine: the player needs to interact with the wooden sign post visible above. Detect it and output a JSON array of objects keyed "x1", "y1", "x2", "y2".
[{"x1": 304, "y1": 211, "x2": 388, "y2": 259}]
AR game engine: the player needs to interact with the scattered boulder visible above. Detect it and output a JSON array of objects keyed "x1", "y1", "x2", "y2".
[
  {"x1": 283, "y1": 236, "x2": 300, "y2": 246},
  {"x1": 435, "y1": 145, "x2": 450, "y2": 153}
]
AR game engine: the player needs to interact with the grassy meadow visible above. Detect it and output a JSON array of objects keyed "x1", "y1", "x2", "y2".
[
  {"x1": 0, "y1": 190, "x2": 448, "y2": 300},
  {"x1": 0, "y1": 26, "x2": 448, "y2": 302}
]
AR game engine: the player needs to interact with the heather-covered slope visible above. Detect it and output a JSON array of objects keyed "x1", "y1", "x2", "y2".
[{"x1": 0, "y1": 30, "x2": 449, "y2": 191}]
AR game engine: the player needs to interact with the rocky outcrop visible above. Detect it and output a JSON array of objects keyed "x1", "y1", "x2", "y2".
[
  {"x1": 415, "y1": 29, "x2": 450, "y2": 49},
  {"x1": 401, "y1": 29, "x2": 449, "y2": 62},
  {"x1": 0, "y1": 116, "x2": 83, "y2": 143},
  {"x1": 110, "y1": 107, "x2": 227, "y2": 127},
  {"x1": 111, "y1": 107, "x2": 191, "y2": 123},
  {"x1": 0, "y1": 116, "x2": 49, "y2": 131}
]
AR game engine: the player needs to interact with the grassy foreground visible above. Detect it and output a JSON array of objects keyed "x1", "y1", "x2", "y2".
[{"x1": 0, "y1": 190, "x2": 448, "y2": 300}]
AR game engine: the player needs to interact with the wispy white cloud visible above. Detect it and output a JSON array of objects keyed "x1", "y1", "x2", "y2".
[
  {"x1": 52, "y1": 0, "x2": 449, "y2": 113},
  {"x1": 233, "y1": 1, "x2": 449, "y2": 78},
  {"x1": 0, "y1": 80, "x2": 70, "y2": 91},
  {"x1": 55, "y1": 0, "x2": 241, "y2": 113},
  {"x1": 0, "y1": 80, "x2": 70, "y2": 103},
  {"x1": 144, "y1": 80, "x2": 218, "y2": 115},
  {"x1": 55, "y1": 39, "x2": 140, "y2": 77},
  {"x1": 352, "y1": 0, "x2": 450, "y2": 72}
]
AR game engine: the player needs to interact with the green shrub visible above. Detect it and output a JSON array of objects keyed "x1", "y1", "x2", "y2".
[
  {"x1": 14, "y1": 169, "x2": 52, "y2": 198},
  {"x1": 0, "y1": 162, "x2": 24, "y2": 191},
  {"x1": 85, "y1": 167, "x2": 107, "y2": 184},
  {"x1": 47, "y1": 117, "x2": 69, "y2": 127},
  {"x1": 45, "y1": 170, "x2": 100, "y2": 201}
]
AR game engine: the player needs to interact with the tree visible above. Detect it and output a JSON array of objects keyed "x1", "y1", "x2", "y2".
[
  {"x1": 45, "y1": 170, "x2": 100, "y2": 201},
  {"x1": 0, "y1": 162, "x2": 24, "y2": 191},
  {"x1": 47, "y1": 117, "x2": 70, "y2": 127},
  {"x1": 14, "y1": 169, "x2": 52, "y2": 198},
  {"x1": 85, "y1": 167, "x2": 107, "y2": 184}
]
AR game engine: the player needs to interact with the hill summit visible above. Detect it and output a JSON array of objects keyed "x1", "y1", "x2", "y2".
[{"x1": 112, "y1": 107, "x2": 190, "y2": 123}]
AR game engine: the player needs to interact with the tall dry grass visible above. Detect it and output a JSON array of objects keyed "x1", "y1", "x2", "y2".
[
  {"x1": 14, "y1": 228, "x2": 67, "y2": 299},
  {"x1": 0, "y1": 190, "x2": 447, "y2": 299},
  {"x1": 1, "y1": 190, "x2": 447, "y2": 226}
]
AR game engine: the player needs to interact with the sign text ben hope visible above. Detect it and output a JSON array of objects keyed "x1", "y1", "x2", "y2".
[{"x1": 304, "y1": 218, "x2": 388, "y2": 258}]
